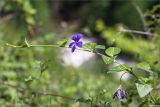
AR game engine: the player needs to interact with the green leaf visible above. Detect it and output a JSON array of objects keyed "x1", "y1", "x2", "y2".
[
  {"x1": 105, "y1": 47, "x2": 121, "y2": 57},
  {"x1": 83, "y1": 43, "x2": 97, "y2": 52},
  {"x1": 139, "y1": 77, "x2": 154, "y2": 84},
  {"x1": 57, "y1": 39, "x2": 68, "y2": 47},
  {"x1": 25, "y1": 76, "x2": 33, "y2": 82},
  {"x1": 26, "y1": 16, "x2": 35, "y2": 25},
  {"x1": 101, "y1": 55, "x2": 113, "y2": 64},
  {"x1": 107, "y1": 64, "x2": 130, "y2": 73},
  {"x1": 134, "y1": 62, "x2": 152, "y2": 72},
  {"x1": 136, "y1": 83, "x2": 153, "y2": 98},
  {"x1": 95, "y1": 45, "x2": 105, "y2": 50}
]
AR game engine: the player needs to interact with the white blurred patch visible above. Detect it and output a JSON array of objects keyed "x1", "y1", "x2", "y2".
[{"x1": 61, "y1": 38, "x2": 96, "y2": 68}]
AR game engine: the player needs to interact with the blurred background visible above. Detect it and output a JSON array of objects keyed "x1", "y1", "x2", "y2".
[{"x1": 0, "y1": 0, "x2": 160, "y2": 107}]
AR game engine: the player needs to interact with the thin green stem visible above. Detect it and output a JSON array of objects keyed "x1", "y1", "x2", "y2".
[
  {"x1": 30, "y1": 44, "x2": 60, "y2": 47},
  {"x1": 120, "y1": 72, "x2": 127, "y2": 84},
  {"x1": 114, "y1": 60, "x2": 139, "y2": 80},
  {"x1": 6, "y1": 43, "x2": 22, "y2": 48},
  {"x1": 6, "y1": 42, "x2": 140, "y2": 81}
]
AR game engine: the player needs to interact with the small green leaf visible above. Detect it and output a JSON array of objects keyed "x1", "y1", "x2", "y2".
[
  {"x1": 134, "y1": 62, "x2": 152, "y2": 72},
  {"x1": 101, "y1": 55, "x2": 113, "y2": 64},
  {"x1": 139, "y1": 77, "x2": 154, "y2": 84},
  {"x1": 26, "y1": 16, "x2": 35, "y2": 25},
  {"x1": 95, "y1": 45, "x2": 105, "y2": 49},
  {"x1": 25, "y1": 76, "x2": 33, "y2": 82},
  {"x1": 57, "y1": 39, "x2": 68, "y2": 47},
  {"x1": 105, "y1": 47, "x2": 121, "y2": 57},
  {"x1": 83, "y1": 42, "x2": 97, "y2": 52},
  {"x1": 107, "y1": 64, "x2": 130, "y2": 73},
  {"x1": 136, "y1": 83, "x2": 153, "y2": 97}
]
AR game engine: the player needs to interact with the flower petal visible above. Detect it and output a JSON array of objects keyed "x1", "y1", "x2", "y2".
[
  {"x1": 72, "y1": 34, "x2": 77, "y2": 41},
  {"x1": 69, "y1": 42, "x2": 75, "y2": 48},
  {"x1": 72, "y1": 45, "x2": 76, "y2": 52},
  {"x1": 113, "y1": 86, "x2": 127, "y2": 100},
  {"x1": 72, "y1": 33, "x2": 83, "y2": 42},
  {"x1": 76, "y1": 41, "x2": 82, "y2": 48},
  {"x1": 76, "y1": 33, "x2": 83, "y2": 41}
]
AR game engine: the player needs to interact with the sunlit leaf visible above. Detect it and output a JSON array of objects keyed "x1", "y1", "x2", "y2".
[
  {"x1": 25, "y1": 76, "x2": 33, "y2": 82},
  {"x1": 136, "y1": 83, "x2": 153, "y2": 98},
  {"x1": 26, "y1": 16, "x2": 35, "y2": 25},
  {"x1": 101, "y1": 55, "x2": 113, "y2": 64},
  {"x1": 95, "y1": 45, "x2": 105, "y2": 50},
  {"x1": 139, "y1": 77, "x2": 154, "y2": 84},
  {"x1": 83, "y1": 42, "x2": 97, "y2": 52},
  {"x1": 105, "y1": 47, "x2": 121, "y2": 57},
  {"x1": 134, "y1": 62, "x2": 152, "y2": 73},
  {"x1": 107, "y1": 64, "x2": 130, "y2": 73}
]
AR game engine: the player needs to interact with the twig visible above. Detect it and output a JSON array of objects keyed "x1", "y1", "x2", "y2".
[
  {"x1": 133, "y1": 4, "x2": 148, "y2": 31},
  {"x1": 120, "y1": 28, "x2": 153, "y2": 37}
]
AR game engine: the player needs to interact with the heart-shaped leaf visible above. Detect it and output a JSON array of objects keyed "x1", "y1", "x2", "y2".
[
  {"x1": 101, "y1": 55, "x2": 113, "y2": 64},
  {"x1": 83, "y1": 42, "x2": 97, "y2": 52},
  {"x1": 105, "y1": 47, "x2": 121, "y2": 57},
  {"x1": 136, "y1": 83, "x2": 153, "y2": 98},
  {"x1": 95, "y1": 45, "x2": 105, "y2": 50},
  {"x1": 134, "y1": 62, "x2": 152, "y2": 73}
]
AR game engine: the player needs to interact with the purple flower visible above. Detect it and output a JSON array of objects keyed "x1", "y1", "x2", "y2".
[
  {"x1": 113, "y1": 85, "x2": 127, "y2": 100},
  {"x1": 69, "y1": 33, "x2": 83, "y2": 52}
]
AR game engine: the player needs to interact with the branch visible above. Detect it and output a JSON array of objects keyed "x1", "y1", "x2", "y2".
[
  {"x1": 120, "y1": 28, "x2": 153, "y2": 37},
  {"x1": 133, "y1": 4, "x2": 148, "y2": 31},
  {"x1": 5, "y1": 40, "x2": 140, "y2": 81}
]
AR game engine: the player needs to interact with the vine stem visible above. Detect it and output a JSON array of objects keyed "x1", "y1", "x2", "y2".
[
  {"x1": 6, "y1": 42, "x2": 140, "y2": 81},
  {"x1": 114, "y1": 60, "x2": 139, "y2": 80},
  {"x1": 119, "y1": 72, "x2": 127, "y2": 84}
]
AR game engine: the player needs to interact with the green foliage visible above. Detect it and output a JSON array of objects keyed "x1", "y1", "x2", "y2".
[
  {"x1": 105, "y1": 47, "x2": 121, "y2": 57},
  {"x1": 136, "y1": 83, "x2": 153, "y2": 98},
  {"x1": 134, "y1": 62, "x2": 152, "y2": 73},
  {"x1": 83, "y1": 42, "x2": 97, "y2": 52},
  {"x1": 101, "y1": 55, "x2": 113, "y2": 64},
  {"x1": 0, "y1": 1, "x2": 159, "y2": 107},
  {"x1": 107, "y1": 64, "x2": 130, "y2": 73},
  {"x1": 95, "y1": 45, "x2": 106, "y2": 50}
]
